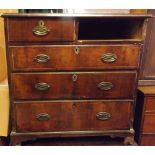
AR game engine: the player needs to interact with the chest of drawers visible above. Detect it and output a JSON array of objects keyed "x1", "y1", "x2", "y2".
[{"x1": 3, "y1": 13, "x2": 150, "y2": 145}]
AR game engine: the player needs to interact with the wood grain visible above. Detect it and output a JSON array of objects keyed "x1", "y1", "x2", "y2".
[
  {"x1": 3, "y1": 12, "x2": 148, "y2": 145},
  {"x1": 145, "y1": 97, "x2": 155, "y2": 112},
  {"x1": 143, "y1": 113, "x2": 155, "y2": 132},
  {"x1": 12, "y1": 72, "x2": 136, "y2": 100},
  {"x1": 140, "y1": 134, "x2": 155, "y2": 146},
  {"x1": 15, "y1": 101, "x2": 131, "y2": 132},
  {"x1": 139, "y1": 10, "x2": 155, "y2": 85},
  {"x1": 134, "y1": 88, "x2": 155, "y2": 145},
  {"x1": 10, "y1": 45, "x2": 141, "y2": 71},
  {"x1": 7, "y1": 18, "x2": 75, "y2": 42}
]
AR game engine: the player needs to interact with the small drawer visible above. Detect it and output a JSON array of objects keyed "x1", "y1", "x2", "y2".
[
  {"x1": 10, "y1": 45, "x2": 141, "y2": 71},
  {"x1": 12, "y1": 71, "x2": 136, "y2": 100},
  {"x1": 145, "y1": 97, "x2": 155, "y2": 112},
  {"x1": 7, "y1": 18, "x2": 75, "y2": 42},
  {"x1": 143, "y1": 113, "x2": 155, "y2": 132},
  {"x1": 15, "y1": 101, "x2": 131, "y2": 132}
]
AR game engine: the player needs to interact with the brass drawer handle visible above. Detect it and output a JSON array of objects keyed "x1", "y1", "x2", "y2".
[
  {"x1": 101, "y1": 53, "x2": 117, "y2": 63},
  {"x1": 97, "y1": 81, "x2": 113, "y2": 91},
  {"x1": 34, "y1": 54, "x2": 50, "y2": 63},
  {"x1": 96, "y1": 112, "x2": 111, "y2": 121},
  {"x1": 36, "y1": 113, "x2": 50, "y2": 121},
  {"x1": 33, "y1": 20, "x2": 50, "y2": 36},
  {"x1": 35, "y1": 82, "x2": 50, "y2": 91}
]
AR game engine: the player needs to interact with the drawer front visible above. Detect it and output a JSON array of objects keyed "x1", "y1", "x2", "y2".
[
  {"x1": 145, "y1": 97, "x2": 155, "y2": 112},
  {"x1": 12, "y1": 72, "x2": 136, "y2": 100},
  {"x1": 15, "y1": 101, "x2": 131, "y2": 132},
  {"x1": 7, "y1": 18, "x2": 75, "y2": 42},
  {"x1": 140, "y1": 134, "x2": 155, "y2": 146},
  {"x1": 10, "y1": 45, "x2": 140, "y2": 71},
  {"x1": 143, "y1": 113, "x2": 155, "y2": 132}
]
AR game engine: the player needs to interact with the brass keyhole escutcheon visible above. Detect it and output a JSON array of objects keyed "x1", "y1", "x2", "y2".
[
  {"x1": 74, "y1": 46, "x2": 80, "y2": 54},
  {"x1": 72, "y1": 74, "x2": 78, "y2": 82},
  {"x1": 33, "y1": 20, "x2": 50, "y2": 36}
]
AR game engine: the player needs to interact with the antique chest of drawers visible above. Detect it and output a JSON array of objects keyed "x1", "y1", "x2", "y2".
[{"x1": 3, "y1": 13, "x2": 150, "y2": 145}]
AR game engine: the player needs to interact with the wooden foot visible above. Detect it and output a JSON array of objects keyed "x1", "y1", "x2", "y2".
[
  {"x1": 124, "y1": 136, "x2": 134, "y2": 145},
  {"x1": 10, "y1": 133, "x2": 37, "y2": 146},
  {"x1": 10, "y1": 136, "x2": 22, "y2": 146}
]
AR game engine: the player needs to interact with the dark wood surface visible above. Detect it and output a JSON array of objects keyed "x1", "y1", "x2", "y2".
[
  {"x1": 15, "y1": 101, "x2": 131, "y2": 132},
  {"x1": 12, "y1": 72, "x2": 136, "y2": 100},
  {"x1": 140, "y1": 134, "x2": 155, "y2": 146},
  {"x1": 2, "y1": 13, "x2": 152, "y2": 18},
  {"x1": 145, "y1": 97, "x2": 155, "y2": 111},
  {"x1": 10, "y1": 45, "x2": 141, "y2": 71},
  {"x1": 78, "y1": 18, "x2": 145, "y2": 41},
  {"x1": 139, "y1": 10, "x2": 155, "y2": 85},
  {"x1": 143, "y1": 113, "x2": 155, "y2": 132},
  {"x1": 7, "y1": 18, "x2": 75, "y2": 42},
  {"x1": 134, "y1": 86, "x2": 155, "y2": 145},
  {"x1": 3, "y1": 13, "x2": 149, "y2": 145}
]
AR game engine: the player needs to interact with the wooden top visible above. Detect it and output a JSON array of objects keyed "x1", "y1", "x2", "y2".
[
  {"x1": 139, "y1": 86, "x2": 155, "y2": 95},
  {"x1": 1, "y1": 13, "x2": 153, "y2": 18}
]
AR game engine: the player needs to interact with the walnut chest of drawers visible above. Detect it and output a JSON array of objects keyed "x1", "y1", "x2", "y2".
[{"x1": 3, "y1": 13, "x2": 150, "y2": 145}]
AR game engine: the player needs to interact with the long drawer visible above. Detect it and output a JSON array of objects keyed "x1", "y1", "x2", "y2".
[
  {"x1": 15, "y1": 101, "x2": 132, "y2": 132},
  {"x1": 10, "y1": 45, "x2": 140, "y2": 71},
  {"x1": 7, "y1": 18, "x2": 75, "y2": 42},
  {"x1": 12, "y1": 72, "x2": 136, "y2": 100}
]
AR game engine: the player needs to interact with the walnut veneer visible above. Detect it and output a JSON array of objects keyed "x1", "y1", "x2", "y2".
[{"x1": 3, "y1": 13, "x2": 151, "y2": 145}]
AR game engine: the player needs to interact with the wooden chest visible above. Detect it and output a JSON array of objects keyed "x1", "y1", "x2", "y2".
[
  {"x1": 3, "y1": 13, "x2": 150, "y2": 145},
  {"x1": 134, "y1": 86, "x2": 155, "y2": 145}
]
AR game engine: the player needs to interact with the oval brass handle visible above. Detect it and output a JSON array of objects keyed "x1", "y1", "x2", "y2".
[
  {"x1": 33, "y1": 20, "x2": 50, "y2": 36},
  {"x1": 97, "y1": 81, "x2": 113, "y2": 91},
  {"x1": 101, "y1": 53, "x2": 117, "y2": 63},
  {"x1": 96, "y1": 112, "x2": 111, "y2": 121},
  {"x1": 36, "y1": 113, "x2": 50, "y2": 121},
  {"x1": 34, "y1": 54, "x2": 50, "y2": 63},
  {"x1": 35, "y1": 82, "x2": 50, "y2": 91}
]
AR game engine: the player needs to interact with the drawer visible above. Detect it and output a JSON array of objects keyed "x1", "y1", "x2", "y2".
[
  {"x1": 145, "y1": 97, "x2": 155, "y2": 112},
  {"x1": 12, "y1": 72, "x2": 136, "y2": 100},
  {"x1": 143, "y1": 113, "x2": 155, "y2": 132},
  {"x1": 7, "y1": 18, "x2": 75, "y2": 42},
  {"x1": 140, "y1": 134, "x2": 155, "y2": 146},
  {"x1": 15, "y1": 101, "x2": 131, "y2": 132},
  {"x1": 10, "y1": 45, "x2": 141, "y2": 71}
]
